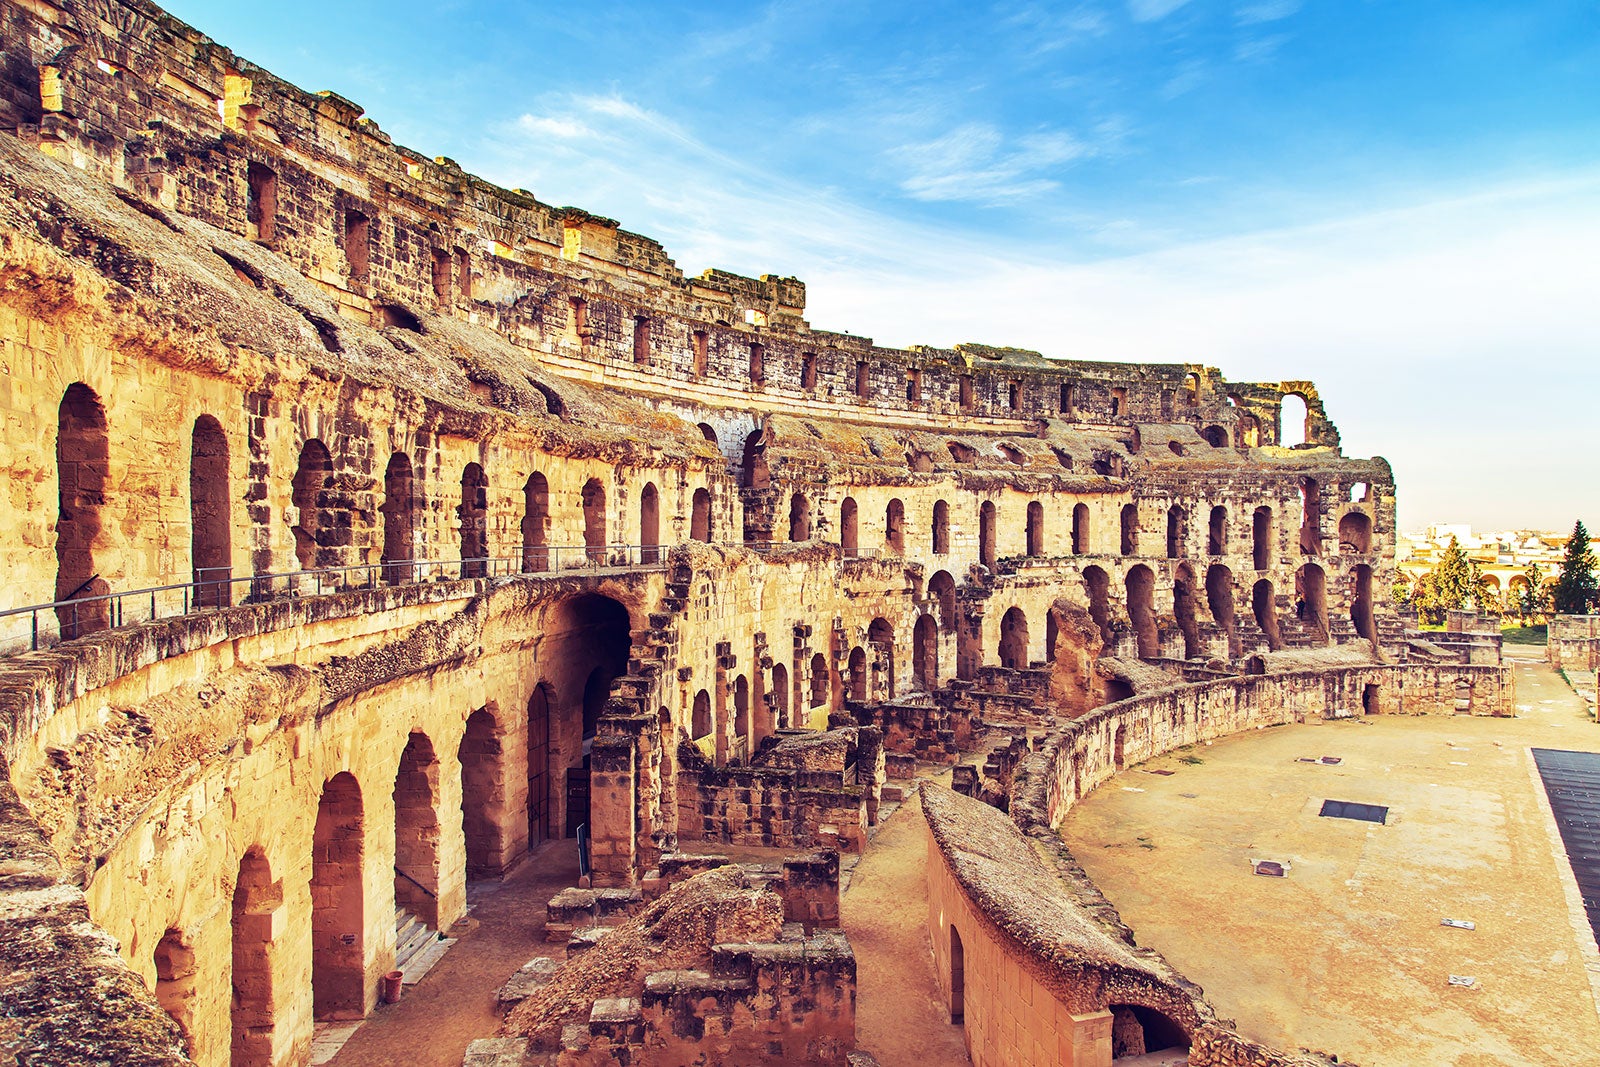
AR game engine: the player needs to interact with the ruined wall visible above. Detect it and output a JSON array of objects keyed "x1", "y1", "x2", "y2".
[{"x1": 1549, "y1": 615, "x2": 1600, "y2": 673}]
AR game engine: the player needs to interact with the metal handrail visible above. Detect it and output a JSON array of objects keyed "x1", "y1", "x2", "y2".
[{"x1": 0, "y1": 544, "x2": 667, "y2": 655}]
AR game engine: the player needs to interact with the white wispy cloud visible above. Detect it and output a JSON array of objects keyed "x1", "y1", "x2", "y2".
[
  {"x1": 893, "y1": 122, "x2": 1091, "y2": 205},
  {"x1": 1128, "y1": 0, "x2": 1193, "y2": 22},
  {"x1": 1236, "y1": 0, "x2": 1302, "y2": 25}
]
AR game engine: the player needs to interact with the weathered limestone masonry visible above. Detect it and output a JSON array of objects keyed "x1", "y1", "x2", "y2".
[
  {"x1": 0, "y1": 1, "x2": 1434, "y2": 1065},
  {"x1": 1549, "y1": 615, "x2": 1600, "y2": 674}
]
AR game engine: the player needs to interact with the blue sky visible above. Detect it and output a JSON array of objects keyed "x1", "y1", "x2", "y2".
[{"x1": 168, "y1": 0, "x2": 1600, "y2": 532}]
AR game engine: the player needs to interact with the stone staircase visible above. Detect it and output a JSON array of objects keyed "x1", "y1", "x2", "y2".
[{"x1": 393, "y1": 905, "x2": 453, "y2": 985}]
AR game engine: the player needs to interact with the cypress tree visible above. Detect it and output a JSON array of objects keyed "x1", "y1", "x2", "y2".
[{"x1": 1552, "y1": 520, "x2": 1598, "y2": 615}]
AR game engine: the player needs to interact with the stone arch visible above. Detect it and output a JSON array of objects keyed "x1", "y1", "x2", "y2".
[
  {"x1": 1072, "y1": 503, "x2": 1090, "y2": 554},
  {"x1": 848, "y1": 646, "x2": 868, "y2": 702},
  {"x1": 692, "y1": 689, "x2": 713, "y2": 740},
  {"x1": 999, "y1": 606, "x2": 1029, "y2": 668},
  {"x1": 231, "y1": 848, "x2": 279, "y2": 1067},
  {"x1": 1279, "y1": 393, "x2": 1309, "y2": 448},
  {"x1": 914, "y1": 613, "x2": 939, "y2": 690},
  {"x1": 544, "y1": 594, "x2": 632, "y2": 838},
  {"x1": 1351, "y1": 564, "x2": 1376, "y2": 641},
  {"x1": 393, "y1": 731, "x2": 442, "y2": 928},
  {"x1": 1110, "y1": 1004, "x2": 1191, "y2": 1059},
  {"x1": 809, "y1": 654, "x2": 829, "y2": 711},
  {"x1": 932, "y1": 500, "x2": 950, "y2": 554},
  {"x1": 582, "y1": 478, "x2": 606, "y2": 563},
  {"x1": 1113, "y1": 724, "x2": 1128, "y2": 771},
  {"x1": 382, "y1": 453, "x2": 415, "y2": 584},
  {"x1": 459, "y1": 709, "x2": 506, "y2": 874},
  {"x1": 1207, "y1": 505, "x2": 1227, "y2": 556},
  {"x1": 691, "y1": 487, "x2": 712, "y2": 542},
  {"x1": 1296, "y1": 563, "x2": 1330, "y2": 644},
  {"x1": 640, "y1": 482, "x2": 661, "y2": 563},
  {"x1": 869, "y1": 617, "x2": 896, "y2": 698},
  {"x1": 1166, "y1": 504, "x2": 1185, "y2": 559},
  {"x1": 1120, "y1": 503, "x2": 1139, "y2": 555},
  {"x1": 527, "y1": 683, "x2": 554, "y2": 846},
  {"x1": 741, "y1": 429, "x2": 770, "y2": 489},
  {"x1": 153, "y1": 927, "x2": 197, "y2": 1045},
  {"x1": 840, "y1": 497, "x2": 859, "y2": 556},
  {"x1": 1083, "y1": 565, "x2": 1114, "y2": 646},
  {"x1": 885, "y1": 498, "x2": 906, "y2": 555},
  {"x1": 949, "y1": 925, "x2": 965, "y2": 1024},
  {"x1": 789, "y1": 493, "x2": 812, "y2": 542},
  {"x1": 1202, "y1": 425, "x2": 1228, "y2": 448},
  {"x1": 979, "y1": 500, "x2": 997, "y2": 567},
  {"x1": 1252, "y1": 505, "x2": 1274, "y2": 570},
  {"x1": 1339, "y1": 510, "x2": 1372, "y2": 554},
  {"x1": 1173, "y1": 562, "x2": 1201, "y2": 658},
  {"x1": 522, "y1": 472, "x2": 549, "y2": 572},
  {"x1": 1026, "y1": 501, "x2": 1044, "y2": 557},
  {"x1": 1299, "y1": 477, "x2": 1322, "y2": 556},
  {"x1": 1126, "y1": 565, "x2": 1159, "y2": 658},
  {"x1": 770, "y1": 663, "x2": 790, "y2": 730},
  {"x1": 733, "y1": 675, "x2": 751, "y2": 750},
  {"x1": 312, "y1": 772, "x2": 365, "y2": 1020},
  {"x1": 929, "y1": 570, "x2": 957, "y2": 631},
  {"x1": 697, "y1": 422, "x2": 717, "y2": 446},
  {"x1": 290, "y1": 439, "x2": 333, "y2": 572},
  {"x1": 190, "y1": 415, "x2": 232, "y2": 607},
  {"x1": 56, "y1": 383, "x2": 110, "y2": 638},
  {"x1": 1206, "y1": 564, "x2": 1238, "y2": 657},
  {"x1": 459, "y1": 462, "x2": 489, "y2": 577},
  {"x1": 1236, "y1": 412, "x2": 1261, "y2": 448},
  {"x1": 1253, "y1": 578, "x2": 1285, "y2": 651}
]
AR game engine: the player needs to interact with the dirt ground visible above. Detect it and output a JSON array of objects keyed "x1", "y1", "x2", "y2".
[
  {"x1": 1061, "y1": 652, "x2": 1600, "y2": 1067},
  {"x1": 326, "y1": 840, "x2": 579, "y2": 1067},
  {"x1": 842, "y1": 790, "x2": 973, "y2": 1067}
]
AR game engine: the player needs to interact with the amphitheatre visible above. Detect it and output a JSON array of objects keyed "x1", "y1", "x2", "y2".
[{"x1": 0, "y1": 2, "x2": 1591, "y2": 1066}]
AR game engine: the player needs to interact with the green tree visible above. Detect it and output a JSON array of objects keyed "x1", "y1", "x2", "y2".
[
  {"x1": 1552, "y1": 520, "x2": 1598, "y2": 615},
  {"x1": 1516, "y1": 561, "x2": 1550, "y2": 621}
]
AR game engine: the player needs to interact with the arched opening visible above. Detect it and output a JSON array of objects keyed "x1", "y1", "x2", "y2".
[
  {"x1": 1120, "y1": 503, "x2": 1139, "y2": 555},
  {"x1": 691, "y1": 487, "x2": 712, "y2": 542},
  {"x1": 1201, "y1": 425, "x2": 1228, "y2": 448},
  {"x1": 733, "y1": 675, "x2": 750, "y2": 755},
  {"x1": 692, "y1": 690, "x2": 712, "y2": 740},
  {"x1": 290, "y1": 439, "x2": 333, "y2": 572},
  {"x1": 190, "y1": 415, "x2": 231, "y2": 607},
  {"x1": 1113, "y1": 725, "x2": 1127, "y2": 771},
  {"x1": 55, "y1": 383, "x2": 110, "y2": 638},
  {"x1": 914, "y1": 614, "x2": 939, "y2": 690},
  {"x1": 1236, "y1": 413, "x2": 1261, "y2": 448},
  {"x1": 1165, "y1": 504, "x2": 1185, "y2": 559},
  {"x1": 885, "y1": 498, "x2": 906, "y2": 555},
  {"x1": 527, "y1": 684, "x2": 553, "y2": 846},
  {"x1": 1362, "y1": 683, "x2": 1380, "y2": 715},
  {"x1": 640, "y1": 482, "x2": 661, "y2": 563},
  {"x1": 1351, "y1": 564, "x2": 1376, "y2": 641},
  {"x1": 1253, "y1": 579, "x2": 1285, "y2": 650},
  {"x1": 932, "y1": 500, "x2": 950, "y2": 554},
  {"x1": 1299, "y1": 477, "x2": 1322, "y2": 556},
  {"x1": 544, "y1": 594, "x2": 632, "y2": 839},
  {"x1": 848, "y1": 647, "x2": 868, "y2": 702},
  {"x1": 697, "y1": 422, "x2": 717, "y2": 446},
  {"x1": 809, "y1": 654, "x2": 830, "y2": 711},
  {"x1": 929, "y1": 570, "x2": 957, "y2": 631},
  {"x1": 979, "y1": 500, "x2": 997, "y2": 567},
  {"x1": 153, "y1": 928, "x2": 197, "y2": 1046},
  {"x1": 741, "y1": 429, "x2": 770, "y2": 489},
  {"x1": 869, "y1": 617, "x2": 896, "y2": 698},
  {"x1": 1026, "y1": 501, "x2": 1044, "y2": 557},
  {"x1": 582, "y1": 478, "x2": 606, "y2": 563},
  {"x1": 855, "y1": 360, "x2": 871, "y2": 399},
  {"x1": 1206, "y1": 564, "x2": 1238, "y2": 657},
  {"x1": 1072, "y1": 503, "x2": 1090, "y2": 555},
  {"x1": 312, "y1": 772, "x2": 365, "y2": 1020},
  {"x1": 1207, "y1": 505, "x2": 1227, "y2": 556},
  {"x1": 1084, "y1": 565, "x2": 1114, "y2": 646},
  {"x1": 382, "y1": 453, "x2": 414, "y2": 584},
  {"x1": 1126, "y1": 565, "x2": 1159, "y2": 658},
  {"x1": 1349, "y1": 481, "x2": 1370, "y2": 502},
  {"x1": 393, "y1": 732, "x2": 441, "y2": 928},
  {"x1": 1106, "y1": 679, "x2": 1134, "y2": 703},
  {"x1": 459, "y1": 463, "x2": 489, "y2": 577},
  {"x1": 771, "y1": 663, "x2": 790, "y2": 730},
  {"x1": 231, "y1": 849, "x2": 278, "y2": 1067},
  {"x1": 1339, "y1": 511, "x2": 1372, "y2": 554},
  {"x1": 1110, "y1": 1004, "x2": 1191, "y2": 1059},
  {"x1": 949, "y1": 925, "x2": 965, "y2": 1024},
  {"x1": 1173, "y1": 563, "x2": 1201, "y2": 658},
  {"x1": 1183, "y1": 372, "x2": 1200, "y2": 405},
  {"x1": 1296, "y1": 564, "x2": 1329, "y2": 644},
  {"x1": 1252, "y1": 505, "x2": 1274, "y2": 570},
  {"x1": 459, "y1": 709, "x2": 505, "y2": 874},
  {"x1": 522, "y1": 472, "x2": 549, "y2": 572},
  {"x1": 789, "y1": 493, "x2": 812, "y2": 542},
  {"x1": 999, "y1": 606, "x2": 1029, "y2": 668},
  {"x1": 1279, "y1": 394, "x2": 1308, "y2": 447},
  {"x1": 840, "y1": 497, "x2": 859, "y2": 556},
  {"x1": 1046, "y1": 610, "x2": 1060, "y2": 662}
]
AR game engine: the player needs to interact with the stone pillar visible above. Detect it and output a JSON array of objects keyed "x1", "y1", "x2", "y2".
[{"x1": 589, "y1": 734, "x2": 638, "y2": 887}]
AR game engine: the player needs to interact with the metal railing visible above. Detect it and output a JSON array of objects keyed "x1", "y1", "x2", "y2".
[{"x1": 0, "y1": 544, "x2": 667, "y2": 655}]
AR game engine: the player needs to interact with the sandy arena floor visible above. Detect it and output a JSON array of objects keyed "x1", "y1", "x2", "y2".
[{"x1": 1060, "y1": 652, "x2": 1600, "y2": 1067}]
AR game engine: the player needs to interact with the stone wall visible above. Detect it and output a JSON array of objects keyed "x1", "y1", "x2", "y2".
[{"x1": 1550, "y1": 615, "x2": 1600, "y2": 672}]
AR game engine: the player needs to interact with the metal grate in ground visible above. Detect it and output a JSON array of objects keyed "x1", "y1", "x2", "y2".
[
  {"x1": 1532, "y1": 748, "x2": 1600, "y2": 943},
  {"x1": 1319, "y1": 799, "x2": 1388, "y2": 824}
]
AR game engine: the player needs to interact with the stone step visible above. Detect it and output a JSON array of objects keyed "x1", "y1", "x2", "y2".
[{"x1": 496, "y1": 956, "x2": 561, "y2": 1014}]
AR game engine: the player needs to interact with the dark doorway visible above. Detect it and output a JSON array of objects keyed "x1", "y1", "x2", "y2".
[
  {"x1": 55, "y1": 384, "x2": 109, "y2": 637},
  {"x1": 382, "y1": 453, "x2": 414, "y2": 584},
  {"x1": 191, "y1": 415, "x2": 231, "y2": 607},
  {"x1": 312, "y1": 772, "x2": 365, "y2": 1020}
]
